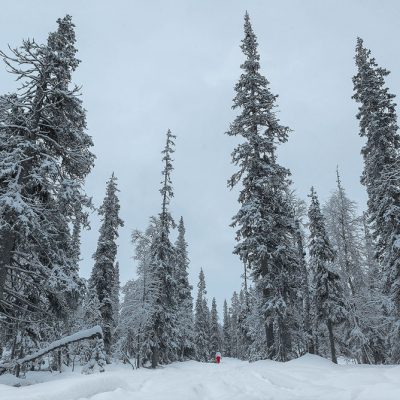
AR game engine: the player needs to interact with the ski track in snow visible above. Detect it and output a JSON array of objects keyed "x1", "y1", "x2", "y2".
[{"x1": 1, "y1": 354, "x2": 400, "y2": 400}]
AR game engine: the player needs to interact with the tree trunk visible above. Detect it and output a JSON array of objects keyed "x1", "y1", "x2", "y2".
[
  {"x1": 136, "y1": 331, "x2": 141, "y2": 368},
  {"x1": 327, "y1": 319, "x2": 337, "y2": 364},
  {"x1": 243, "y1": 263, "x2": 249, "y2": 310},
  {"x1": 301, "y1": 266, "x2": 314, "y2": 354},
  {"x1": 265, "y1": 321, "x2": 274, "y2": 358},
  {"x1": 15, "y1": 342, "x2": 24, "y2": 378},
  {"x1": 151, "y1": 346, "x2": 159, "y2": 368},
  {"x1": 0, "y1": 228, "x2": 15, "y2": 306},
  {"x1": 57, "y1": 349, "x2": 62, "y2": 372},
  {"x1": 10, "y1": 328, "x2": 19, "y2": 361},
  {"x1": 263, "y1": 285, "x2": 275, "y2": 358},
  {"x1": 277, "y1": 315, "x2": 289, "y2": 361},
  {"x1": 314, "y1": 331, "x2": 319, "y2": 355}
]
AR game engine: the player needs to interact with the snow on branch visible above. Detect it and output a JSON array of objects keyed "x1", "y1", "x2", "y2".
[{"x1": 0, "y1": 326, "x2": 103, "y2": 373}]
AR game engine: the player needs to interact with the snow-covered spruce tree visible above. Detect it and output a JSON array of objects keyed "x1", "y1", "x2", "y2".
[
  {"x1": 323, "y1": 169, "x2": 376, "y2": 363},
  {"x1": 204, "y1": 297, "x2": 212, "y2": 351},
  {"x1": 62, "y1": 224, "x2": 86, "y2": 368},
  {"x1": 271, "y1": 193, "x2": 307, "y2": 358},
  {"x1": 222, "y1": 299, "x2": 231, "y2": 356},
  {"x1": 229, "y1": 291, "x2": 240, "y2": 358},
  {"x1": 81, "y1": 335, "x2": 106, "y2": 374},
  {"x1": 361, "y1": 213, "x2": 387, "y2": 363},
  {"x1": 324, "y1": 169, "x2": 365, "y2": 297},
  {"x1": 194, "y1": 268, "x2": 211, "y2": 361},
  {"x1": 63, "y1": 204, "x2": 85, "y2": 351},
  {"x1": 210, "y1": 298, "x2": 221, "y2": 357},
  {"x1": 77, "y1": 300, "x2": 106, "y2": 375},
  {"x1": 117, "y1": 217, "x2": 160, "y2": 367},
  {"x1": 352, "y1": 38, "x2": 400, "y2": 363},
  {"x1": 91, "y1": 174, "x2": 124, "y2": 357},
  {"x1": 308, "y1": 187, "x2": 347, "y2": 364},
  {"x1": 246, "y1": 286, "x2": 268, "y2": 361},
  {"x1": 0, "y1": 16, "x2": 94, "y2": 362},
  {"x1": 237, "y1": 289, "x2": 252, "y2": 359},
  {"x1": 133, "y1": 219, "x2": 160, "y2": 366},
  {"x1": 362, "y1": 213, "x2": 380, "y2": 291},
  {"x1": 174, "y1": 217, "x2": 195, "y2": 360},
  {"x1": 117, "y1": 279, "x2": 139, "y2": 365},
  {"x1": 226, "y1": 12, "x2": 301, "y2": 361},
  {"x1": 72, "y1": 282, "x2": 105, "y2": 368},
  {"x1": 294, "y1": 218, "x2": 314, "y2": 354},
  {"x1": 228, "y1": 290, "x2": 250, "y2": 359},
  {"x1": 286, "y1": 192, "x2": 314, "y2": 356},
  {"x1": 82, "y1": 284, "x2": 102, "y2": 332},
  {"x1": 147, "y1": 129, "x2": 179, "y2": 367}
]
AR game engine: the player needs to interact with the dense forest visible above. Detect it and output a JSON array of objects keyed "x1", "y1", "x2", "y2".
[{"x1": 0, "y1": 12, "x2": 399, "y2": 376}]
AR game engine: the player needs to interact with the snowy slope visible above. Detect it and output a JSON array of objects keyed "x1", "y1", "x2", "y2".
[{"x1": 1, "y1": 354, "x2": 400, "y2": 400}]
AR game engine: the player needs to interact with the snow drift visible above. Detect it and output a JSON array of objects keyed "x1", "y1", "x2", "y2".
[{"x1": 1, "y1": 354, "x2": 400, "y2": 400}]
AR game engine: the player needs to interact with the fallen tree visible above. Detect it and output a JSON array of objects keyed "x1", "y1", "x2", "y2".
[{"x1": 0, "y1": 325, "x2": 103, "y2": 375}]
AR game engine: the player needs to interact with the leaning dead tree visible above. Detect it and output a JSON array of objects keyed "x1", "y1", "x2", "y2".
[{"x1": 0, "y1": 326, "x2": 105, "y2": 375}]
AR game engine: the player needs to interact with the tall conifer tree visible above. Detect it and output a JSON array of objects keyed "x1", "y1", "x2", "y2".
[
  {"x1": 118, "y1": 217, "x2": 160, "y2": 367},
  {"x1": 148, "y1": 129, "x2": 178, "y2": 367},
  {"x1": 353, "y1": 38, "x2": 400, "y2": 362},
  {"x1": 323, "y1": 170, "x2": 374, "y2": 362},
  {"x1": 308, "y1": 187, "x2": 346, "y2": 364},
  {"x1": 294, "y1": 219, "x2": 313, "y2": 354},
  {"x1": 194, "y1": 269, "x2": 210, "y2": 361},
  {"x1": 174, "y1": 217, "x2": 195, "y2": 360},
  {"x1": 226, "y1": 12, "x2": 300, "y2": 360},
  {"x1": 210, "y1": 298, "x2": 221, "y2": 357},
  {"x1": 91, "y1": 174, "x2": 124, "y2": 356},
  {"x1": 222, "y1": 299, "x2": 231, "y2": 356},
  {"x1": 0, "y1": 16, "x2": 94, "y2": 357}
]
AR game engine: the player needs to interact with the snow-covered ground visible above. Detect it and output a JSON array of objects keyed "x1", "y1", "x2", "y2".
[{"x1": 1, "y1": 354, "x2": 400, "y2": 400}]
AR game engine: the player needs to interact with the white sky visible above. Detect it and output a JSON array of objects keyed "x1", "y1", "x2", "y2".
[{"x1": 0, "y1": 0, "x2": 399, "y2": 312}]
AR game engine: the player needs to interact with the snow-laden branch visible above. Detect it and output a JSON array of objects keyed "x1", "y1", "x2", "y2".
[{"x1": 0, "y1": 325, "x2": 103, "y2": 373}]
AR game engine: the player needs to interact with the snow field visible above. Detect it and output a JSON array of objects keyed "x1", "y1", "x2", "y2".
[{"x1": 1, "y1": 354, "x2": 400, "y2": 400}]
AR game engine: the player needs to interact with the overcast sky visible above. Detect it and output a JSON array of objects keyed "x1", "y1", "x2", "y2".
[{"x1": 0, "y1": 0, "x2": 399, "y2": 311}]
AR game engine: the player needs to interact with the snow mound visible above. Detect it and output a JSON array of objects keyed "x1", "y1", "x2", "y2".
[
  {"x1": 286, "y1": 353, "x2": 334, "y2": 366},
  {"x1": 1, "y1": 357, "x2": 400, "y2": 400}
]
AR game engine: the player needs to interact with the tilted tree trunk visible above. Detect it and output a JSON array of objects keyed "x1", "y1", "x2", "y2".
[{"x1": 0, "y1": 326, "x2": 103, "y2": 375}]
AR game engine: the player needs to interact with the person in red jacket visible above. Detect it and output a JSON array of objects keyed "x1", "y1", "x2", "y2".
[{"x1": 216, "y1": 351, "x2": 221, "y2": 364}]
